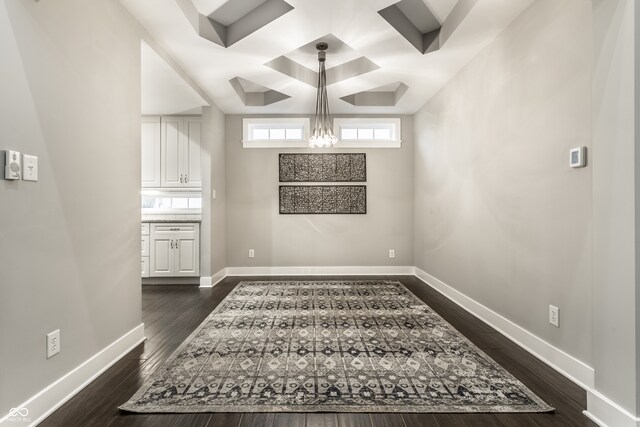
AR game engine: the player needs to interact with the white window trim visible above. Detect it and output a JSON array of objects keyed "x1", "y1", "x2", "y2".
[
  {"x1": 242, "y1": 118, "x2": 310, "y2": 148},
  {"x1": 334, "y1": 118, "x2": 402, "y2": 148}
]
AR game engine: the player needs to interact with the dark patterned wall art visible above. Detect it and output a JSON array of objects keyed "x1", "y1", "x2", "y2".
[
  {"x1": 279, "y1": 154, "x2": 366, "y2": 182},
  {"x1": 280, "y1": 185, "x2": 366, "y2": 214}
]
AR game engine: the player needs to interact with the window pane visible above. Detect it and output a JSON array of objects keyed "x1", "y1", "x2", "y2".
[
  {"x1": 341, "y1": 128, "x2": 358, "y2": 140},
  {"x1": 188, "y1": 198, "x2": 202, "y2": 209},
  {"x1": 374, "y1": 128, "x2": 392, "y2": 140},
  {"x1": 286, "y1": 128, "x2": 303, "y2": 140},
  {"x1": 252, "y1": 128, "x2": 269, "y2": 140},
  {"x1": 270, "y1": 128, "x2": 286, "y2": 140},
  {"x1": 155, "y1": 197, "x2": 172, "y2": 209},
  {"x1": 172, "y1": 198, "x2": 188, "y2": 209},
  {"x1": 358, "y1": 128, "x2": 374, "y2": 140},
  {"x1": 141, "y1": 196, "x2": 155, "y2": 209}
]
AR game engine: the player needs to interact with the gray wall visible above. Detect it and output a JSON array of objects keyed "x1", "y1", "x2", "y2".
[
  {"x1": 201, "y1": 105, "x2": 228, "y2": 275},
  {"x1": 225, "y1": 115, "x2": 414, "y2": 268},
  {"x1": 0, "y1": 0, "x2": 142, "y2": 416},
  {"x1": 413, "y1": 0, "x2": 592, "y2": 364},
  {"x1": 591, "y1": 0, "x2": 638, "y2": 416}
]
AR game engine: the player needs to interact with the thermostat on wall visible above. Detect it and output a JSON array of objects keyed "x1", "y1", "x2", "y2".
[{"x1": 569, "y1": 147, "x2": 586, "y2": 168}]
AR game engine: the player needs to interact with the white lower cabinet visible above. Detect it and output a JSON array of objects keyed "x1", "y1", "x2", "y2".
[
  {"x1": 149, "y1": 223, "x2": 200, "y2": 277},
  {"x1": 141, "y1": 257, "x2": 150, "y2": 278},
  {"x1": 141, "y1": 223, "x2": 150, "y2": 278}
]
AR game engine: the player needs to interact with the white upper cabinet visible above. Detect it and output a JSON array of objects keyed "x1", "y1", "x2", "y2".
[
  {"x1": 183, "y1": 118, "x2": 202, "y2": 188},
  {"x1": 160, "y1": 117, "x2": 184, "y2": 187},
  {"x1": 144, "y1": 116, "x2": 202, "y2": 189},
  {"x1": 141, "y1": 116, "x2": 161, "y2": 188}
]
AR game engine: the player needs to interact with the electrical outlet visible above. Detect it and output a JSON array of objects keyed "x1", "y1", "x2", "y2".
[
  {"x1": 47, "y1": 329, "x2": 60, "y2": 359},
  {"x1": 549, "y1": 305, "x2": 559, "y2": 328},
  {"x1": 389, "y1": 249, "x2": 396, "y2": 259},
  {"x1": 248, "y1": 249, "x2": 255, "y2": 258}
]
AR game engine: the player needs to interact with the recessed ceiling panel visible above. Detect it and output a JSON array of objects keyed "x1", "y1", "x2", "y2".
[
  {"x1": 265, "y1": 34, "x2": 379, "y2": 87},
  {"x1": 229, "y1": 77, "x2": 290, "y2": 106},
  {"x1": 209, "y1": 0, "x2": 268, "y2": 26},
  {"x1": 179, "y1": 0, "x2": 294, "y2": 47},
  {"x1": 378, "y1": 0, "x2": 442, "y2": 54},
  {"x1": 397, "y1": 0, "x2": 441, "y2": 33},
  {"x1": 340, "y1": 82, "x2": 409, "y2": 107}
]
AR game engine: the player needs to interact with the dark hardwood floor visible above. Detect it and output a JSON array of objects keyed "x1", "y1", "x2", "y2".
[{"x1": 40, "y1": 276, "x2": 596, "y2": 427}]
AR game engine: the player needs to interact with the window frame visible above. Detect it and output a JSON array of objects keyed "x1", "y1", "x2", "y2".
[{"x1": 242, "y1": 118, "x2": 310, "y2": 148}]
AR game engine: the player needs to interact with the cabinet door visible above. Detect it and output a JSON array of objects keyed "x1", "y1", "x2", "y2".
[
  {"x1": 141, "y1": 235, "x2": 150, "y2": 257},
  {"x1": 174, "y1": 236, "x2": 200, "y2": 276},
  {"x1": 141, "y1": 117, "x2": 161, "y2": 188},
  {"x1": 150, "y1": 226, "x2": 175, "y2": 276},
  {"x1": 174, "y1": 223, "x2": 200, "y2": 277},
  {"x1": 161, "y1": 117, "x2": 183, "y2": 187},
  {"x1": 183, "y1": 117, "x2": 202, "y2": 188},
  {"x1": 141, "y1": 257, "x2": 150, "y2": 278}
]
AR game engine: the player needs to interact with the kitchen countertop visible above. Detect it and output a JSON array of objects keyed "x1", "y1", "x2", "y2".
[{"x1": 142, "y1": 214, "x2": 201, "y2": 223}]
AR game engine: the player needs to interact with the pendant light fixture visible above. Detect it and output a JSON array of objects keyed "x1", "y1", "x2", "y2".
[{"x1": 309, "y1": 42, "x2": 338, "y2": 148}]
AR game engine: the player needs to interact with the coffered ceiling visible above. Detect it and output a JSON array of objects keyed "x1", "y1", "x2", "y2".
[{"x1": 122, "y1": 0, "x2": 534, "y2": 114}]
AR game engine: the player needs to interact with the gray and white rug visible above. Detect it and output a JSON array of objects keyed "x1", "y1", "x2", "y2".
[{"x1": 120, "y1": 281, "x2": 553, "y2": 413}]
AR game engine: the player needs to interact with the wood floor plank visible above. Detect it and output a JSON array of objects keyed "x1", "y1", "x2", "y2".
[
  {"x1": 39, "y1": 278, "x2": 595, "y2": 427},
  {"x1": 337, "y1": 413, "x2": 372, "y2": 427},
  {"x1": 307, "y1": 413, "x2": 339, "y2": 427},
  {"x1": 401, "y1": 413, "x2": 439, "y2": 427},
  {"x1": 106, "y1": 413, "x2": 182, "y2": 426},
  {"x1": 369, "y1": 413, "x2": 406, "y2": 427},
  {"x1": 171, "y1": 413, "x2": 214, "y2": 427},
  {"x1": 239, "y1": 413, "x2": 275, "y2": 427},
  {"x1": 273, "y1": 413, "x2": 306, "y2": 427},
  {"x1": 207, "y1": 413, "x2": 243, "y2": 427}
]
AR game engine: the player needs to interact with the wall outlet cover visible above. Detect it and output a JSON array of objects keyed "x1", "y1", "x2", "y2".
[
  {"x1": 248, "y1": 249, "x2": 255, "y2": 258},
  {"x1": 47, "y1": 329, "x2": 60, "y2": 359},
  {"x1": 549, "y1": 305, "x2": 559, "y2": 328}
]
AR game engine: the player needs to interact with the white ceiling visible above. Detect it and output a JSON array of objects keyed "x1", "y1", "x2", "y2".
[
  {"x1": 124, "y1": 0, "x2": 534, "y2": 115},
  {"x1": 141, "y1": 41, "x2": 209, "y2": 115}
]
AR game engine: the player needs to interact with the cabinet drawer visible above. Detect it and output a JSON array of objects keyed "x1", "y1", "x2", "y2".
[
  {"x1": 141, "y1": 256, "x2": 150, "y2": 278},
  {"x1": 141, "y1": 235, "x2": 150, "y2": 257},
  {"x1": 141, "y1": 223, "x2": 150, "y2": 236},
  {"x1": 152, "y1": 223, "x2": 199, "y2": 234}
]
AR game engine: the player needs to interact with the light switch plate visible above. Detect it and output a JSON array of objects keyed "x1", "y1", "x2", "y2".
[{"x1": 22, "y1": 154, "x2": 38, "y2": 181}]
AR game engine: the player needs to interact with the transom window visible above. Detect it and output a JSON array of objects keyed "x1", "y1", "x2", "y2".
[
  {"x1": 334, "y1": 118, "x2": 401, "y2": 148},
  {"x1": 243, "y1": 118, "x2": 310, "y2": 148}
]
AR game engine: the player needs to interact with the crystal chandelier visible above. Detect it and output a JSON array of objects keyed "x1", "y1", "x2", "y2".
[{"x1": 309, "y1": 42, "x2": 337, "y2": 148}]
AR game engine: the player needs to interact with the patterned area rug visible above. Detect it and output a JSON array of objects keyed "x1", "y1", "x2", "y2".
[{"x1": 120, "y1": 281, "x2": 553, "y2": 413}]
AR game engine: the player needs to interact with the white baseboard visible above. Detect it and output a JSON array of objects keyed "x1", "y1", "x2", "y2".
[
  {"x1": 199, "y1": 268, "x2": 227, "y2": 288},
  {"x1": 584, "y1": 389, "x2": 640, "y2": 427},
  {"x1": 225, "y1": 266, "x2": 415, "y2": 276},
  {"x1": 0, "y1": 323, "x2": 145, "y2": 427},
  {"x1": 414, "y1": 268, "x2": 595, "y2": 390}
]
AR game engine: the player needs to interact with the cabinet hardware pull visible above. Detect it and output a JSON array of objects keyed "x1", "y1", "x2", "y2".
[
  {"x1": 185, "y1": 174, "x2": 188, "y2": 183},
  {"x1": 180, "y1": 174, "x2": 183, "y2": 183}
]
